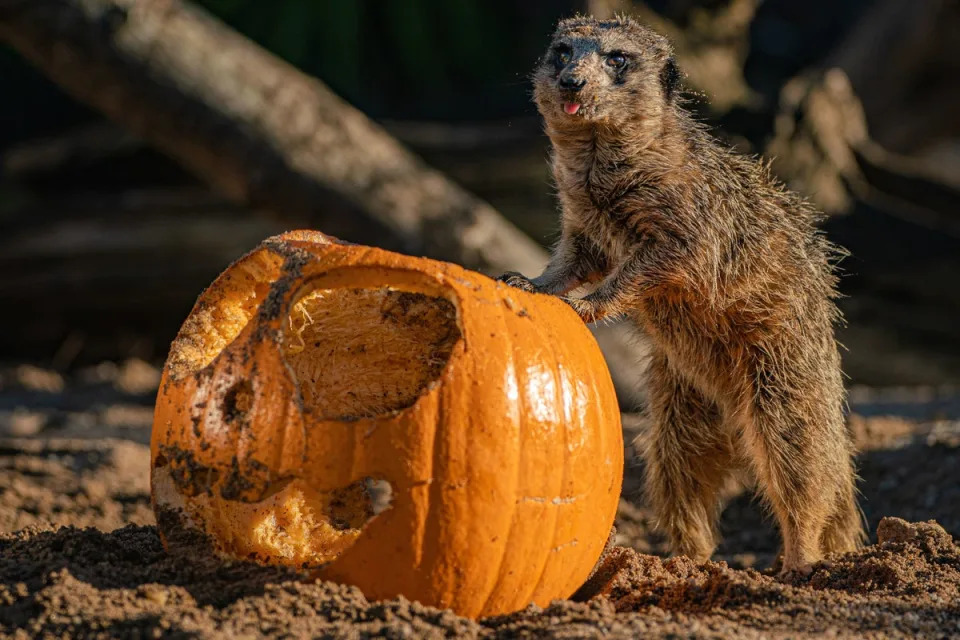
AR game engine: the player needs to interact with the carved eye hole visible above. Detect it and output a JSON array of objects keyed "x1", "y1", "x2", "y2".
[
  {"x1": 555, "y1": 46, "x2": 572, "y2": 65},
  {"x1": 606, "y1": 52, "x2": 627, "y2": 68}
]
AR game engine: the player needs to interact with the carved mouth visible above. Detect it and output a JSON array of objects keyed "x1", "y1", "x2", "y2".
[{"x1": 563, "y1": 102, "x2": 582, "y2": 115}]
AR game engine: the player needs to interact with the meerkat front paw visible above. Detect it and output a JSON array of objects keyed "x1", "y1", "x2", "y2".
[
  {"x1": 496, "y1": 271, "x2": 538, "y2": 293},
  {"x1": 562, "y1": 296, "x2": 598, "y2": 323}
]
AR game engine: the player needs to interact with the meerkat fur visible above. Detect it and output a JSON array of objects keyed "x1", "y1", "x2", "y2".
[{"x1": 499, "y1": 15, "x2": 865, "y2": 573}]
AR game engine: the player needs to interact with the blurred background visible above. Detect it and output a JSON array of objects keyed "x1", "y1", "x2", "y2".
[
  {"x1": 0, "y1": 0, "x2": 958, "y2": 400},
  {"x1": 1, "y1": 0, "x2": 959, "y2": 568}
]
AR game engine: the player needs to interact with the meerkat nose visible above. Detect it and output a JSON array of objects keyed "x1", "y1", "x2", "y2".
[{"x1": 563, "y1": 103, "x2": 582, "y2": 115}]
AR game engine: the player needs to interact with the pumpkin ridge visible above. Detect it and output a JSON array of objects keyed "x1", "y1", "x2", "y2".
[
  {"x1": 409, "y1": 397, "x2": 439, "y2": 571},
  {"x1": 575, "y1": 319, "x2": 617, "y2": 594},
  {"x1": 419, "y1": 362, "x2": 447, "y2": 599},
  {"x1": 475, "y1": 300, "x2": 523, "y2": 615},
  {"x1": 569, "y1": 319, "x2": 618, "y2": 595},
  {"x1": 525, "y1": 315, "x2": 576, "y2": 604},
  {"x1": 514, "y1": 324, "x2": 566, "y2": 608},
  {"x1": 582, "y1": 334, "x2": 606, "y2": 522}
]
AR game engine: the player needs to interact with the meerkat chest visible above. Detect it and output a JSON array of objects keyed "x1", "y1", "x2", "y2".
[
  {"x1": 558, "y1": 149, "x2": 629, "y2": 205},
  {"x1": 557, "y1": 169, "x2": 636, "y2": 265},
  {"x1": 561, "y1": 193, "x2": 633, "y2": 269},
  {"x1": 637, "y1": 299, "x2": 738, "y2": 403}
]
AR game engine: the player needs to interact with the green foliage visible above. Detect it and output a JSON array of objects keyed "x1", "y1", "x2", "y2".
[
  {"x1": 315, "y1": 2, "x2": 362, "y2": 101},
  {"x1": 381, "y1": 0, "x2": 444, "y2": 92},
  {"x1": 191, "y1": 0, "x2": 560, "y2": 119},
  {"x1": 270, "y1": 1, "x2": 315, "y2": 64},
  {"x1": 1, "y1": 0, "x2": 566, "y2": 129}
]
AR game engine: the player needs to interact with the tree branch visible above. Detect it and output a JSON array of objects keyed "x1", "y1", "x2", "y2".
[{"x1": 0, "y1": 0, "x2": 649, "y2": 405}]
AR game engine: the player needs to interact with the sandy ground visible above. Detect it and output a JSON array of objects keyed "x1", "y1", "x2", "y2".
[{"x1": 1, "y1": 361, "x2": 959, "y2": 638}]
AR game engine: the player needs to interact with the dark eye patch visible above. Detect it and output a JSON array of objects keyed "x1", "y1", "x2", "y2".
[{"x1": 553, "y1": 44, "x2": 572, "y2": 66}]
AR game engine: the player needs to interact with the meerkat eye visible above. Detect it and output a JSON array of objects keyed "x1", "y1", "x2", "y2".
[
  {"x1": 555, "y1": 45, "x2": 572, "y2": 65},
  {"x1": 606, "y1": 52, "x2": 627, "y2": 68}
]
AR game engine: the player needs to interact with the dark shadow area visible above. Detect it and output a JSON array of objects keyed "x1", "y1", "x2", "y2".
[{"x1": 0, "y1": 525, "x2": 306, "y2": 608}]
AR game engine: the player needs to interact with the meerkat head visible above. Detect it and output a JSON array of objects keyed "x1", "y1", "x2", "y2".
[{"x1": 533, "y1": 16, "x2": 680, "y2": 128}]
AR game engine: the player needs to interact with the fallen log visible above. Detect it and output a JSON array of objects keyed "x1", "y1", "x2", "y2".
[
  {"x1": 767, "y1": 68, "x2": 960, "y2": 238},
  {"x1": 0, "y1": 0, "x2": 535, "y2": 270},
  {"x1": 0, "y1": 0, "x2": 649, "y2": 405}
]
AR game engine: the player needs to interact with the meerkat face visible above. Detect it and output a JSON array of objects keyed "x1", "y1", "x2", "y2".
[{"x1": 533, "y1": 17, "x2": 679, "y2": 127}]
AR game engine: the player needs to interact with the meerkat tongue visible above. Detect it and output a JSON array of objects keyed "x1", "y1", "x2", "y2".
[{"x1": 563, "y1": 103, "x2": 581, "y2": 115}]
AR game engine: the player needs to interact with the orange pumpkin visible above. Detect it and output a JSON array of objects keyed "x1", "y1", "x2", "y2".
[{"x1": 151, "y1": 230, "x2": 622, "y2": 618}]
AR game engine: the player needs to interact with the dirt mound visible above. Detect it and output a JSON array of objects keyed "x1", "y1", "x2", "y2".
[
  {"x1": 1, "y1": 367, "x2": 959, "y2": 637},
  {"x1": 563, "y1": 518, "x2": 960, "y2": 637},
  {"x1": 1, "y1": 520, "x2": 957, "y2": 638},
  {"x1": 0, "y1": 525, "x2": 478, "y2": 638}
]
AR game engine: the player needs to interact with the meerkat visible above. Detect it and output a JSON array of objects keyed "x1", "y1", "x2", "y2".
[{"x1": 499, "y1": 16, "x2": 864, "y2": 574}]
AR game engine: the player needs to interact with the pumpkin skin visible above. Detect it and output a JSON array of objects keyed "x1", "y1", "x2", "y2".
[{"x1": 151, "y1": 230, "x2": 623, "y2": 618}]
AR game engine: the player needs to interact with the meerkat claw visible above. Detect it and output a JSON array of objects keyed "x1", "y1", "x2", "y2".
[
  {"x1": 496, "y1": 272, "x2": 538, "y2": 292},
  {"x1": 780, "y1": 563, "x2": 814, "y2": 579}
]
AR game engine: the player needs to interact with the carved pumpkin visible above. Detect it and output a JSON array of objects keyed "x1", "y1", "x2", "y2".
[{"x1": 151, "y1": 230, "x2": 622, "y2": 618}]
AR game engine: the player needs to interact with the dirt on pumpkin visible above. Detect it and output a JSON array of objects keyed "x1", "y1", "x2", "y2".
[{"x1": 1, "y1": 362, "x2": 959, "y2": 638}]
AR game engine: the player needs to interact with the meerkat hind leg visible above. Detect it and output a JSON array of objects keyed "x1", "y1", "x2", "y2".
[
  {"x1": 640, "y1": 353, "x2": 736, "y2": 562},
  {"x1": 819, "y1": 458, "x2": 865, "y2": 556},
  {"x1": 743, "y1": 400, "x2": 844, "y2": 575}
]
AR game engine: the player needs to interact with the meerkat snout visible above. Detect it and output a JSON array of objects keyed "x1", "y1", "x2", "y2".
[{"x1": 558, "y1": 69, "x2": 586, "y2": 91}]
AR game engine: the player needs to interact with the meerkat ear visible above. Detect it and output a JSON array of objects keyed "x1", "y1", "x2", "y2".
[{"x1": 660, "y1": 56, "x2": 680, "y2": 101}]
